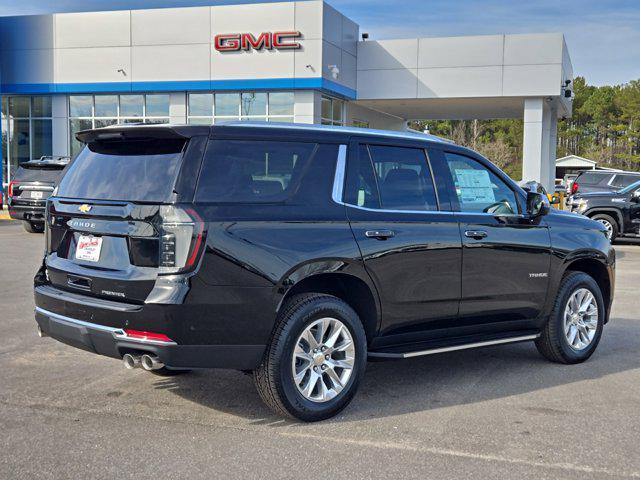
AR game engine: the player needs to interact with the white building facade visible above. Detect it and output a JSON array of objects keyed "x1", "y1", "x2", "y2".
[{"x1": 0, "y1": 0, "x2": 574, "y2": 192}]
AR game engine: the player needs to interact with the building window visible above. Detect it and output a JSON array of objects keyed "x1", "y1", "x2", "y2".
[
  {"x1": 68, "y1": 94, "x2": 171, "y2": 157},
  {"x1": 321, "y1": 95, "x2": 344, "y2": 126},
  {"x1": 187, "y1": 91, "x2": 294, "y2": 125},
  {"x1": 1, "y1": 95, "x2": 53, "y2": 188}
]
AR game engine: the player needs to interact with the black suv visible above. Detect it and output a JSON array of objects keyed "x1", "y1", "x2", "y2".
[
  {"x1": 570, "y1": 170, "x2": 640, "y2": 196},
  {"x1": 34, "y1": 124, "x2": 615, "y2": 421},
  {"x1": 9, "y1": 156, "x2": 70, "y2": 233},
  {"x1": 569, "y1": 179, "x2": 640, "y2": 241}
]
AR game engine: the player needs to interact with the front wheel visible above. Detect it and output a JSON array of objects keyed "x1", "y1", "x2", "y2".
[
  {"x1": 254, "y1": 294, "x2": 367, "y2": 422},
  {"x1": 536, "y1": 272, "x2": 605, "y2": 364},
  {"x1": 591, "y1": 214, "x2": 618, "y2": 242}
]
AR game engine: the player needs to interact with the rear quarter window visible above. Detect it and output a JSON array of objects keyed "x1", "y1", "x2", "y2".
[{"x1": 195, "y1": 140, "x2": 324, "y2": 203}]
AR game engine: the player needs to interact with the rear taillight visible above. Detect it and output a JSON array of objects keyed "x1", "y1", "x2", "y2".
[
  {"x1": 123, "y1": 329, "x2": 174, "y2": 343},
  {"x1": 8, "y1": 181, "x2": 17, "y2": 198},
  {"x1": 158, "y1": 206, "x2": 205, "y2": 274},
  {"x1": 571, "y1": 182, "x2": 579, "y2": 194}
]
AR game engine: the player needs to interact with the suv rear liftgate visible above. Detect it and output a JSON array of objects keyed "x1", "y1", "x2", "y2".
[{"x1": 35, "y1": 126, "x2": 264, "y2": 370}]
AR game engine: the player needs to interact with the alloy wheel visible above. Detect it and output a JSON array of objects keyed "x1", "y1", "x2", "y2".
[
  {"x1": 596, "y1": 219, "x2": 613, "y2": 240},
  {"x1": 563, "y1": 288, "x2": 599, "y2": 350},
  {"x1": 291, "y1": 317, "x2": 355, "y2": 403}
]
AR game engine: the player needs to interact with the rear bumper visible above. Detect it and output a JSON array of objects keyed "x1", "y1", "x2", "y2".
[
  {"x1": 8, "y1": 201, "x2": 46, "y2": 221},
  {"x1": 34, "y1": 286, "x2": 266, "y2": 370}
]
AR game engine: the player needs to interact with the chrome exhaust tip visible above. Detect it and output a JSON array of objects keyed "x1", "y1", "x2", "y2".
[
  {"x1": 123, "y1": 353, "x2": 142, "y2": 370},
  {"x1": 37, "y1": 325, "x2": 47, "y2": 338},
  {"x1": 141, "y1": 354, "x2": 164, "y2": 371}
]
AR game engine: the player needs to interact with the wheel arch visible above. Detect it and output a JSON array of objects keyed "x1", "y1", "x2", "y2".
[
  {"x1": 584, "y1": 208, "x2": 624, "y2": 233},
  {"x1": 562, "y1": 256, "x2": 612, "y2": 323},
  {"x1": 278, "y1": 272, "x2": 380, "y2": 343}
]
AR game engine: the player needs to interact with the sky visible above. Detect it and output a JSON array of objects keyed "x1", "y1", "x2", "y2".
[{"x1": 0, "y1": 0, "x2": 638, "y2": 86}]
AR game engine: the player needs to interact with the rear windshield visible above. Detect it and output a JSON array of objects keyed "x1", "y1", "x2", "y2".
[
  {"x1": 576, "y1": 172, "x2": 608, "y2": 185},
  {"x1": 13, "y1": 165, "x2": 65, "y2": 183},
  {"x1": 56, "y1": 139, "x2": 186, "y2": 202}
]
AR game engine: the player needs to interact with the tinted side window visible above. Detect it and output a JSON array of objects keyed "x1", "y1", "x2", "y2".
[
  {"x1": 195, "y1": 140, "x2": 317, "y2": 203},
  {"x1": 611, "y1": 174, "x2": 640, "y2": 188},
  {"x1": 444, "y1": 152, "x2": 519, "y2": 215},
  {"x1": 344, "y1": 144, "x2": 381, "y2": 208}
]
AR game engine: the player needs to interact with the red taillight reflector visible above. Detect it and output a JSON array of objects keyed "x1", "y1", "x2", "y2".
[
  {"x1": 571, "y1": 182, "x2": 579, "y2": 194},
  {"x1": 124, "y1": 329, "x2": 174, "y2": 343},
  {"x1": 8, "y1": 181, "x2": 17, "y2": 198}
]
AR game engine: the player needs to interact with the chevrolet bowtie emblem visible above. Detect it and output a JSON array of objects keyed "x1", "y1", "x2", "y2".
[{"x1": 78, "y1": 204, "x2": 92, "y2": 213}]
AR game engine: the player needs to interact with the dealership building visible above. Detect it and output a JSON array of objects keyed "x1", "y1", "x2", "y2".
[{"x1": 0, "y1": 0, "x2": 574, "y2": 194}]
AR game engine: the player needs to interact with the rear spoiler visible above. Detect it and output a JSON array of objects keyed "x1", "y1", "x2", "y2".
[{"x1": 76, "y1": 124, "x2": 211, "y2": 144}]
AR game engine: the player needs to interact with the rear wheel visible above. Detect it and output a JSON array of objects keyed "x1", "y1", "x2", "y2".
[
  {"x1": 254, "y1": 293, "x2": 367, "y2": 422},
  {"x1": 22, "y1": 221, "x2": 44, "y2": 234},
  {"x1": 591, "y1": 214, "x2": 618, "y2": 241},
  {"x1": 535, "y1": 272, "x2": 604, "y2": 364}
]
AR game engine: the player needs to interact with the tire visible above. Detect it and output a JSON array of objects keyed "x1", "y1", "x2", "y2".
[
  {"x1": 535, "y1": 272, "x2": 605, "y2": 364},
  {"x1": 254, "y1": 293, "x2": 367, "y2": 422},
  {"x1": 23, "y1": 221, "x2": 44, "y2": 234},
  {"x1": 591, "y1": 214, "x2": 618, "y2": 242},
  {"x1": 148, "y1": 367, "x2": 192, "y2": 377}
]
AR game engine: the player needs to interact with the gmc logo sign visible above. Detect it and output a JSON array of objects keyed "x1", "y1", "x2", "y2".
[{"x1": 214, "y1": 31, "x2": 302, "y2": 52}]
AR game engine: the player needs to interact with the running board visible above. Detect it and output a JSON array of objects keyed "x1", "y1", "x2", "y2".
[{"x1": 368, "y1": 334, "x2": 540, "y2": 359}]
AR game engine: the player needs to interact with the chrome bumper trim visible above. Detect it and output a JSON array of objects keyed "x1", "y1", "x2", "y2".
[{"x1": 35, "y1": 306, "x2": 177, "y2": 346}]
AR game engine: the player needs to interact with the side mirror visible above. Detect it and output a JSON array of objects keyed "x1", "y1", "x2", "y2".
[
  {"x1": 526, "y1": 191, "x2": 550, "y2": 218},
  {"x1": 632, "y1": 191, "x2": 640, "y2": 202}
]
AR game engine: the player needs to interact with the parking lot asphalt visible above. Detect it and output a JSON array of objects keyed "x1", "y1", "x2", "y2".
[{"x1": 1, "y1": 218, "x2": 639, "y2": 479}]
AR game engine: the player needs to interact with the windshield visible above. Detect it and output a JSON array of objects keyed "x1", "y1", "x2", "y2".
[
  {"x1": 56, "y1": 139, "x2": 186, "y2": 202},
  {"x1": 619, "y1": 179, "x2": 640, "y2": 194}
]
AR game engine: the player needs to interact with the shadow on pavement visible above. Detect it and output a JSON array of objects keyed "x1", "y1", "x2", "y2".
[{"x1": 153, "y1": 316, "x2": 640, "y2": 424}]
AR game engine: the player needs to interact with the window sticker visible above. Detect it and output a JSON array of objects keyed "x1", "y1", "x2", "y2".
[{"x1": 454, "y1": 169, "x2": 496, "y2": 204}]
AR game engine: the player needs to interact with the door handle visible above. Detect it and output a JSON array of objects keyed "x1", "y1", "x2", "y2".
[
  {"x1": 365, "y1": 229, "x2": 395, "y2": 240},
  {"x1": 464, "y1": 230, "x2": 488, "y2": 240}
]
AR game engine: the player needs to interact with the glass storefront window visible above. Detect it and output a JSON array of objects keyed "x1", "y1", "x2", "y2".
[
  {"x1": 143, "y1": 118, "x2": 170, "y2": 125},
  {"x1": 9, "y1": 119, "x2": 30, "y2": 166},
  {"x1": 187, "y1": 117, "x2": 212, "y2": 125},
  {"x1": 120, "y1": 95, "x2": 144, "y2": 117},
  {"x1": 95, "y1": 95, "x2": 118, "y2": 117},
  {"x1": 215, "y1": 94, "x2": 240, "y2": 117},
  {"x1": 69, "y1": 94, "x2": 171, "y2": 158},
  {"x1": 31, "y1": 96, "x2": 52, "y2": 117},
  {"x1": 94, "y1": 119, "x2": 118, "y2": 129},
  {"x1": 9, "y1": 97, "x2": 30, "y2": 118},
  {"x1": 241, "y1": 92, "x2": 267, "y2": 117},
  {"x1": 321, "y1": 95, "x2": 344, "y2": 126},
  {"x1": 146, "y1": 94, "x2": 170, "y2": 117},
  {"x1": 188, "y1": 91, "x2": 295, "y2": 124},
  {"x1": 268, "y1": 92, "x2": 294, "y2": 116},
  {"x1": 31, "y1": 119, "x2": 53, "y2": 159},
  {"x1": 69, "y1": 119, "x2": 93, "y2": 158},
  {"x1": 189, "y1": 94, "x2": 213, "y2": 117},
  {"x1": 69, "y1": 96, "x2": 93, "y2": 117},
  {"x1": 1, "y1": 96, "x2": 54, "y2": 192}
]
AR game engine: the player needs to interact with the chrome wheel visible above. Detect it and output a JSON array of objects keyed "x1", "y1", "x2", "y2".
[
  {"x1": 291, "y1": 317, "x2": 355, "y2": 403},
  {"x1": 596, "y1": 219, "x2": 613, "y2": 240},
  {"x1": 564, "y1": 288, "x2": 599, "y2": 350}
]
